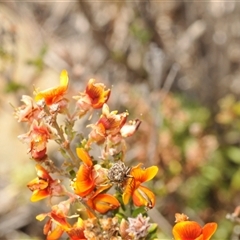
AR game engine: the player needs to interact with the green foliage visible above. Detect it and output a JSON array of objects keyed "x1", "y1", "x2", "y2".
[
  {"x1": 132, "y1": 206, "x2": 147, "y2": 217},
  {"x1": 214, "y1": 218, "x2": 234, "y2": 240},
  {"x1": 146, "y1": 223, "x2": 158, "y2": 240},
  {"x1": 129, "y1": 20, "x2": 152, "y2": 44},
  {"x1": 64, "y1": 119, "x2": 77, "y2": 142},
  {"x1": 230, "y1": 168, "x2": 240, "y2": 191},
  {"x1": 225, "y1": 146, "x2": 240, "y2": 164},
  {"x1": 4, "y1": 80, "x2": 26, "y2": 93}
]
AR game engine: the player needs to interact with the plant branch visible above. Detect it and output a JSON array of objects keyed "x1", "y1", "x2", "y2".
[{"x1": 43, "y1": 104, "x2": 79, "y2": 167}]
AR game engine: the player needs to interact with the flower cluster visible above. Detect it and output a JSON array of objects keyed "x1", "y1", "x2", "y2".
[
  {"x1": 15, "y1": 70, "x2": 219, "y2": 239},
  {"x1": 14, "y1": 70, "x2": 159, "y2": 239}
]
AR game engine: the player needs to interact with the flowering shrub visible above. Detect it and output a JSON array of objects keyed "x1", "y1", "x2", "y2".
[
  {"x1": 14, "y1": 70, "x2": 218, "y2": 239},
  {"x1": 14, "y1": 70, "x2": 159, "y2": 239}
]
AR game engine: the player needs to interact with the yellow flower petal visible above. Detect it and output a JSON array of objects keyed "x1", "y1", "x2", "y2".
[
  {"x1": 36, "y1": 213, "x2": 48, "y2": 221},
  {"x1": 131, "y1": 165, "x2": 158, "y2": 183},
  {"x1": 142, "y1": 166, "x2": 158, "y2": 182},
  {"x1": 35, "y1": 70, "x2": 68, "y2": 105},
  {"x1": 60, "y1": 69, "x2": 69, "y2": 86},
  {"x1": 30, "y1": 189, "x2": 49, "y2": 202},
  {"x1": 76, "y1": 148, "x2": 93, "y2": 167},
  {"x1": 27, "y1": 178, "x2": 48, "y2": 191},
  {"x1": 132, "y1": 185, "x2": 156, "y2": 208},
  {"x1": 46, "y1": 225, "x2": 64, "y2": 240},
  {"x1": 122, "y1": 178, "x2": 135, "y2": 205}
]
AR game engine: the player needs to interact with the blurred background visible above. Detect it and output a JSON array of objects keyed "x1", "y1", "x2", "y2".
[{"x1": 1, "y1": 1, "x2": 240, "y2": 239}]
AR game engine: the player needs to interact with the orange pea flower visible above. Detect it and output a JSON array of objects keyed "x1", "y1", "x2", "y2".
[
  {"x1": 123, "y1": 164, "x2": 158, "y2": 208},
  {"x1": 86, "y1": 185, "x2": 120, "y2": 217},
  {"x1": 14, "y1": 95, "x2": 41, "y2": 123},
  {"x1": 172, "y1": 213, "x2": 218, "y2": 240},
  {"x1": 88, "y1": 104, "x2": 128, "y2": 144},
  {"x1": 34, "y1": 70, "x2": 68, "y2": 105},
  {"x1": 73, "y1": 79, "x2": 110, "y2": 115},
  {"x1": 27, "y1": 164, "x2": 65, "y2": 202},
  {"x1": 39, "y1": 207, "x2": 70, "y2": 240},
  {"x1": 18, "y1": 120, "x2": 51, "y2": 160},
  {"x1": 86, "y1": 78, "x2": 111, "y2": 109},
  {"x1": 37, "y1": 203, "x2": 86, "y2": 240},
  {"x1": 73, "y1": 148, "x2": 95, "y2": 197},
  {"x1": 67, "y1": 217, "x2": 86, "y2": 240},
  {"x1": 73, "y1": 148, "x2": 108, "y2": 197}
]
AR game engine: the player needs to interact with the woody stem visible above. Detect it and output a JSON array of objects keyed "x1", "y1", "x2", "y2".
[
  {"x1": 53, "y1": 119, "x2": 79, "y2": 166},
  {"x1": 44, "y1": 104, "x2": 79, "y2": 166}
]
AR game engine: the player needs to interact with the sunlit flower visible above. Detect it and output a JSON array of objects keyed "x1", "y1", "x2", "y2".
[
  {"x1": 86, "y1": 79, "x2": 111, "y2": 109},
  {"x1": 67, "y1": 217, "x2": 86, "y2": 240},
  {"x1": 86, "y1": 185, "x2": 120, "y2": 216},
  {"x1": 123, "y1": 164, "x2": 158, "y2": 208},
  {"x1": 18, "y1": 120, "x2": 51, "y2": 160},
  {"x1": 14, "y1": 95, "x2": 41, "y2": 123},
  {"x1": 88, "y1": 104, "x2": 128, "y2": 144},
  {"x1": 172, "y1": 213, "x2": 217, "y2": 240},
  {"x1": 37, "y1": 202, "x2": 72, "y2": 240},
  {"x1": 72, "y1": 148, "x2": 108, "y2": 197},
  {"x1": 73, "y1": 78, "x2": 110, "y2": 116},
  {"x1": 37, "y1": 202, "x2": 87, "y2": 240},
  {"x1": 34, "y1": 70, "x2": 69, "y2": 105},
  {"x1": 72, "y1": 148, "x2": 95, "y2": 197},
  {"x1": 27, "y1": 164, "x2": 65, "y2": 202}
]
